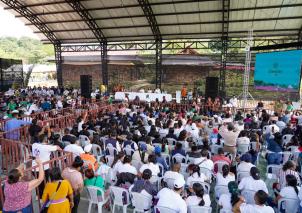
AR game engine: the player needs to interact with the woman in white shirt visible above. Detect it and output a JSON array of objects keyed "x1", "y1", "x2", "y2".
[
  {"x1": 216, "y1": 164, "x2": 235, "y2": 186},
  {"x1": 237, "y1": 153, "x2": 255, "y2": 174},
  {"x1": 276, "y1": 174, "x2": 300, "y2": 213},
  {"x1": 238, "y1": 167, "x2": 268, "y2": 193},
  {"x1": 139, "y1": 154, "x2": 160, "y2": 176},
  {"x1": 186, "y1": 182, "x2": 211, "y2": 207},
  {"x1": 187, "y1": 164, "x2": 207, "y2": 187}
]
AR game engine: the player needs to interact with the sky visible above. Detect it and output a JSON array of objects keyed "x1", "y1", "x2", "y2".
[{"x1": 0, "y1": 6, "x2": 39, "y2": 39}]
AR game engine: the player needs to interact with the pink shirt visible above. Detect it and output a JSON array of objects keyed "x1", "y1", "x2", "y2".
[{"x1": 3, "y1": 180, "x2": 31, "y2": 211}]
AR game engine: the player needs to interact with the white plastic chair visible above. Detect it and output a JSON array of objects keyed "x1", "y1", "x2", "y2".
[
  {"x1": 79, "y1": 135, "x2": 90, "y2": 147},
  {"x1": 85, "y1": 186, "x2": 109, "y2": 213},
  {"x1": 237, "y1": 171, "x2": 250, "y2": 183},
  {"x1": 214, "y1": 160, "x2": 229, "y2": 174},
  {"x1": 186, "y1": 156, "x2": 196, "y2": 164},
  {"x1": 172, "y1": 154, "x2": 186, "y2": 164},
  {"x1": 131, "y1": 192, "x2": 152, "y2": 213},
  {"x1": 166, "y1": 138, "x2": 177, "y2": 146},
  {"x1": 188, "y1": 206, "x2": 212, "y2": 213},
  {"x1": 214, "y1": 185, "x2": 229, "y2": 200},
  {"x1": 110, "y1": 186, "x2": 131, "y2": 213},
  {"x1": 242, "y1": 189, "x2": 256, "y2": 204},
  {"x1": 180, "y1": 163, "x2": 189, "y2": 180},
  {"x1": 88, "y1": 129, "x2": 96, "y2": 137},
  {"x1": 277, "y1": 197, "x2": 299, "y2": 213},
  {"x1": 219, "y1": 209, "x2": 232, "y2": 213},
  {"x1": 155, "y1": 206, "x2": 178, "y2": 213},
  {"x1": 106, "y1": 144, "x2": 118, "y2": 156},
  {"x1": 282, "y1": 134, "x2": 293, "y2": 146},
  {"x1": 161, "y1": 153, "x2": 171, "y2": 166},
  {"x1": 123, "y1": 145, "x2": 135, "y2": 156},
  {"x1": 91, "y1": 144, "x2": 103, "y2": 161},
  {"x1": 237, "y1": 143, "x2": 250, "y2": 154},
  {"x1": 105, "y1": 155, "x2": 114, "y2": 167},
  {"x1": 281, "y1": 151, "x2": 292, "y2": 164},
  {"x1": 266, "y1": 164, "x2": 281, "y2": 181},
  {"x1": 199, "y1": 167, "x2": 213, "y2": 182},
  {"x1": 158, "y1": 163, "x2": 165, "y2": 177},
  {"x1": 211, "y1": 144, "x2": 221, "y2": 155}
]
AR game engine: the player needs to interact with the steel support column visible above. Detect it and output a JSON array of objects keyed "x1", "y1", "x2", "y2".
[
  {"x1": 101, "y1": 42, "x2": 108, "y2": 86},
  {"x1": 54, "y1": 43, "x2": 63, "y2": 88},
  {"x1": 298, "y1": 26, "x2": 302, "y2": 49},
  {"x1": 155, "y1": 40, "x2": 163, "y2": 89},
  {"x1": 138, "y1": 0, "x2": 162, "y2": 89},
  {"x1": 219, "y1": 0, "x2": 230, "y2": 97}
]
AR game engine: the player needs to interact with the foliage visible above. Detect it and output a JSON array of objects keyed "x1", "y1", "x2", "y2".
[{"x1": 0, "y1": 36, "x2": 54, "y2": 64}]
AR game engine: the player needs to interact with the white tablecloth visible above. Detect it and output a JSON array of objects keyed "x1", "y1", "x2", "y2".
[{"x1": 115, "y1": 92, "x2": 172, "y2": 102}]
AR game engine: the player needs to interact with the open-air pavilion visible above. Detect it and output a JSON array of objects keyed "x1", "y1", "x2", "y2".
[{"x1": 1, "y1": 0, "x2": 302, "y2": 96}]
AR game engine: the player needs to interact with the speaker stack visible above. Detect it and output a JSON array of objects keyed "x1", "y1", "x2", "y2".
[
  {"x1": 80, "y1": 75, "x2": 92, "y2": 98},
  {"x1": 205, "y1": 77, "x2": 219, "y2": 98}
]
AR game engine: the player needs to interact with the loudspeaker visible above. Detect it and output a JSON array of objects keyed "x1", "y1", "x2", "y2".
[
  {"x1": 80, "y1": 75, "x2": 92, "y2": 98},
  {"x1": 205, "y1": 77, "x2": 219, "y2": 98}
]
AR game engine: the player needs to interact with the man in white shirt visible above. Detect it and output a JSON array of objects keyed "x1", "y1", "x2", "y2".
[
  {"x1": 163, "y1": 163, "x2": 185, "y2": 182},
  {"x1": 157, "y1": 177, "x2": 187, "y2": 213},
  {"x1": 193, "y1": 149, "x2": 214, "y2": 171},
  {"x1": 233, "y1": 190, "x2": 274, "y2": 213},
  {"x1": 64, "y1": 140, "x2": 85, "y2": 158}
]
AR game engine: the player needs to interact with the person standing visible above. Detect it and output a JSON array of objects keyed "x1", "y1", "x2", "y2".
[{"x1": 62, "y1": 157, "x2": 84, "y2": 213}]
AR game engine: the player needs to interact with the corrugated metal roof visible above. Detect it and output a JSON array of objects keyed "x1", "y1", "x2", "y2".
[{"x1": 1, "y1": 0, "x2": 301, "y2": 44}]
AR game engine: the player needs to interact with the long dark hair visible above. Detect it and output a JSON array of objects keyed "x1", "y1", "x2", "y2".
[
  {"x1": 228, "y1": 181, "x2": 240, "y2": 206},
  {"x1": 286, "y1": 174, "x2": 299, "y2": 195},
  {"x1": 111, "y1": 152, "x2": 125, "y2": 168},
  {"x1": 192, "y1": 165, "x2": 201, "y2": 177},
  {"x1": 222, "y1": 164, "x2": 230, "y2": 178},
  {"x1": 192, "y1": 183, "x2": 205, "y2": 206}
]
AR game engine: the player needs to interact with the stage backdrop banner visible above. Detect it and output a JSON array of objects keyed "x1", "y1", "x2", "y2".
[
  {"x1": 254, "y1": 50, "x2": 302, "y2": 92},
  {"x1": 115, "y1": 92, "x2": 172, "y2": 102}
]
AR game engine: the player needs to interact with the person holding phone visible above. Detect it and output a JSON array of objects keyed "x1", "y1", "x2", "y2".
[{"x1": 3, "y1": 158, "x2": 44, "y2": 213}]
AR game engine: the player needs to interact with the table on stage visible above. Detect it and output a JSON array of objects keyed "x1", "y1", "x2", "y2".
[{"x1": 115, "y1": 92, "x2": 173, "y2": 102}]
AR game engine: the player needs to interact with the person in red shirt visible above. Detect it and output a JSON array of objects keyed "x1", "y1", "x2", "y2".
[{"x1": 211, "y1": 147, "x2": 231, "y2": 165}]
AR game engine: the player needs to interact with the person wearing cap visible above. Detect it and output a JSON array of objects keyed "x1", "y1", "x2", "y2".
[
  {"x1": 237, "y1": 153, "x2": 255, "y2": 174},
  {"x1": 139, "y1": 154, "x2": 160, "y2": 176},
  {"x1": 233, "y1": 190, "x2": 274, "y2": 213},
  {"x1": 238, "y1": 167, "x2": 268, "y2": 194},
  {"x1": 154, "y1": 146, "x2": 168, "y2": 171},
  {"x1": 4, "y1": 109, "x2": 31, "y2": 139},
  {"x1": 62, "y1": 156, "x2": 84, "y2": 213},
  {"x1": 80, "y1": 144, "x2": 98, "y2": 171},
  {"x1": 156, "y1": 177, "x2": 187, "y2": 213}
]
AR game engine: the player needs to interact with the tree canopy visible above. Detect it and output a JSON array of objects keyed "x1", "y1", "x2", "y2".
[{"x1": 0, "y1": 37, "x2": 54, "y2": 64}]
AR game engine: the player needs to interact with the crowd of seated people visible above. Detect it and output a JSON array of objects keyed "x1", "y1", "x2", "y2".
[{"x1": 3, "y1": 95, "x2": 302, "y2": 213}]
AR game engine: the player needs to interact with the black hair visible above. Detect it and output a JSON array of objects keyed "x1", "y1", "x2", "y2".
[
  {"x1": 255, "y1": 190, "x2": 268, "y2": 205},
  {"x1": 49, "y1": 167, "x2": 63, "y2": 181},
  {"x1": 8, "y1": 169, "x2": 21, "y2": 184},
  {"x1": 142, "y1": 169, "x2": 152, "y2": 180},
  {"x1": 218, "y1": 147, "x2": 224, "y2": 155},
  {"x1": 192, "y1": 183, "x2": 205, "y2": 206},
  {"x1": 123, "y1": 155, "x2": 132, "y2": 164},
  {"x1": 192, "y1": 164, "x2": 201, "y2": 177},
  {"x1": 222, "y1": 164, "x2": 230, "y2": 178},
  {"x1": 111, "y1": 152, "x2": 125, "y2": 168},
  {"x1": 175, "y1": 142, "x2": 182, "y2": 150},
  {"x1": 282, "y1": 160, "x2": 295, "y2": 171},
  {"x1": 148, "y1": 154, "x2": 157, "y2": 164},
  {"x1": 250, "y1": 167, "x2": 260, "y2": 180},
  {"x1": 72, "y1": 156, "x2": 84, "y2": 168},
  {"x1": 201, "y1": 149, "x2": 208, "y2": 158},
  {"x1": 286, "y1": 174, "x2": 299, "y2": 195}
]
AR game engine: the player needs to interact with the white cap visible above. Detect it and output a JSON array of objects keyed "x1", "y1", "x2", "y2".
[
  {"x1": 191, "y1": 123, "x2": 197, "y2": 130},
  {"x1": 12, "y1": 110, "x2": 19, "y2": 114},
  {"x1": 213, "y1": 115, "x2": 218, "y2": 118},
  {"x1": 84, "y1": 144, "x2": 92, "y2": 153},
  {"x1": 174, "y1": 177, "x2": 185, "y2": 188}
]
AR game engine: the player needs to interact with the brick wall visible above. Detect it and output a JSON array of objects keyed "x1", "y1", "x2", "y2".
[
  {"x1": 62, "y1": 64, "x2": 144, "y2": 87},
  {"x1": 162, "y1": 65, "x2": 211, "y2": 83}
]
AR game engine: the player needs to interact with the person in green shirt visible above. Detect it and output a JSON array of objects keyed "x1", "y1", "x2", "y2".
[
  {"x1": 7, "y1": 100, "x2": 17, "y2": 111},
  {"x1": 84, "y1": 168, "x2": 105, "y2": 196}
]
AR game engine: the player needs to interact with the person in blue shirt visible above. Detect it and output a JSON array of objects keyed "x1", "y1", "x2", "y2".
[
  {"x1": 154, "y1": 146, "x2": 168, "y2": 172},
  {"x1": 41, "y1": 98, "x2": 51, "y2": 111},
  {"x1": 4, "y1": 110, "x2": 31, "y2": 140},
  {"x1": 266, "y1": 132, "x2": 283, "y2": 165},
  {"x1": 171, "y1": 142, "x2": 186, "y2": 157}
]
